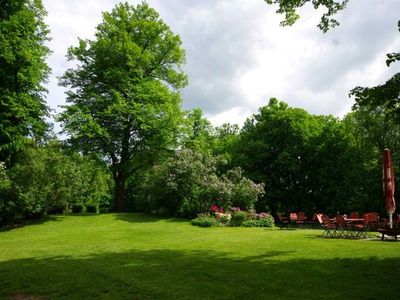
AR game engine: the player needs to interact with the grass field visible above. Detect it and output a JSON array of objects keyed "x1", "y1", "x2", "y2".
[{"x1": 1, "y1": 213, "x2": 400, "y2": 299}]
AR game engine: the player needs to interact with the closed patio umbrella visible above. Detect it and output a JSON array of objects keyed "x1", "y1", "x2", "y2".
[{"x1": 383, "y1": 148, "x2": 396, "y2": 228}]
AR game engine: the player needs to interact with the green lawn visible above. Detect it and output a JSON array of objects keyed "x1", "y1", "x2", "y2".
[{"x1": 1, "y1": 214, "x2": 399, "y2": 299}]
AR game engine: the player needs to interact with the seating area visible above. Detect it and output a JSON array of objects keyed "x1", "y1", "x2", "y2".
[
  {"x1": 277, "y1": 211, "x2": 391, "y2": 239},
  {"x1": 277, "y1": 212, "x2": 317, "y2": 229}
]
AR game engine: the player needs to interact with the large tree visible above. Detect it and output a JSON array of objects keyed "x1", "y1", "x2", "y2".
[
  {"x1": 59, "y1": 2, "x2": 187, "y2": 211},
  {"x1": 234, "y1": 98, "x2": 362, "y2": 215},
  {"x1": 0, "y1": 0, "x2": 51, "y2": 163}
]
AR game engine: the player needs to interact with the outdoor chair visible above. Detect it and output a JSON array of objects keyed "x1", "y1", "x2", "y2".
[
  {"x1": 305, "y1": 212, "x2": 321, "y2": 228},
  {"x1": 289, "y1": 212, "x2": 297, "y2": 227},
  {"x1": 277, "y1": 213, "x2": 290, "y2": 229},
  {"x1": 318, "y1": 214, "x2": 337, "y2": 238},
  {"x1": 348, "y1": 214, "x2": 370, "y2": 239},
  {"x1": 296, "y1": 212, "x2": 307, "y2": 228},
  {"x1": 363, "y1": 212, "x2": 379, "y2": 231},
  {"x1": 349, "y1": 212, "x2": 360, "y2": 219},
  {"x1": 335, "y1": 215, "x2": 351, "y2": 238}
]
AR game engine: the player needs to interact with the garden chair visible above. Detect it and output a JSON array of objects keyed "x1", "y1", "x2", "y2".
[
  {"x1": 296, "y1": 212, "x2": 307, "y2": 228},
  {"x1": 305, "y1": 212, "x2": 321, "y2": 228},
  {"x1": 349, "y1": 212, "x2": 360, "y2": 219},
  {"x1": 363, "y1": 212, "x2": 379, "y2": 231},
  {"x1": 289, "y1": 212, "x2": 297, "y2": 228},
  {"x1": 347, "y1": 214, "x2": 371, "y2": 239},
  {"x1": 277, "y1": 213, "x2": 290, "y2": 229},
  {"x1": 318, "y1": 214, "x2": 337, "y2": 238},
  {"x1": 335, "y1": 215, "x2": 351, "y2": 238}
]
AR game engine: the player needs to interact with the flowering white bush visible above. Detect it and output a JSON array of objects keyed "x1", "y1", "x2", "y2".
[{"x1": 215, "y1": 212, "x2": 231, "y2": 224}]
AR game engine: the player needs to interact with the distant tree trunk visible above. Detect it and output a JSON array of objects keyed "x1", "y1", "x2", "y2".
[{"x1": 112, "y1": 171, "x2": 126, "y2": 211}]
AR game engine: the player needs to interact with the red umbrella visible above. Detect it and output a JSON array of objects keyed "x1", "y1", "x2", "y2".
[{"x1": 383, "y1": 148, "x2": 396, "y2": 228}]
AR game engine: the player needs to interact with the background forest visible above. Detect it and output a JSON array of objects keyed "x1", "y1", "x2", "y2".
[{"x1": 1, "y1": 0, "x2": 399, "y2": 226}]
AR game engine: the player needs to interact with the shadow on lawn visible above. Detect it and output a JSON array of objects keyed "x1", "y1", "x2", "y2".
[
  {"x1": 1, "y1": 248, "x2": 400, "y2": 300},
  {"x1": 0, "y1": 215, "x2": 61, "y2": 232},
  {"x1": 114, "y1": 212, "x2": 189, "y2": 224}
]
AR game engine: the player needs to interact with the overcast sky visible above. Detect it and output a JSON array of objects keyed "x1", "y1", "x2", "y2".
[{"x1": 43, "y1": 0, "x2": 400, "y2": 129}]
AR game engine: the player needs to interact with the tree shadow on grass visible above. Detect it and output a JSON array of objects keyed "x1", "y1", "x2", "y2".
[
  {"x1": 114, "y1": 213, "x2": 189, "y2": 224},
  {"x1": 1, "y1": 248, "x2": 399, "y2": 300},
  {"x1": 0, "y1": 215, "x2": 61, "y2": 232}
]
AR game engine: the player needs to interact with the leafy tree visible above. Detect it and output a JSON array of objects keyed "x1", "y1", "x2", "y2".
[
  {"x1": 265, "y1": 0, "x2": 348, "y2": 32},
  {"x1": 181, "y1": 108, "x2": 215, "y2": 153},
  {"x1": 213, "y1": 123, "x2": 240, "y2": 158},
  {"x1": 235, "y1": 98, "x2": 322, "y2": 213},
  {"x1": 58, "y1": 2, "x2": 187, "y2": 211},
  {"x1": 235, "y1": 98, "x2": 368, "y2": 215},
  {"x1": 343, "y1": 106, "x2": 400, "y2": 214},
  {"x1": 0, "y1": 140, "x2": 112, "y2": 226},
  {"x1": 307, "y1": 115, "x2": 362, "y2": 214},
  {"x1": 0, "y1": 0, "x2": 51, "y2": 163}
]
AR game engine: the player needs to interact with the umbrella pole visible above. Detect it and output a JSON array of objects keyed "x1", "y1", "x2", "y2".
[{"x1": 389, "y1": 213, "x2": 393, "y2": 229}]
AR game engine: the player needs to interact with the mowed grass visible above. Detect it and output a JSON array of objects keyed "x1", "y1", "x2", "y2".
[{"x1": 1, "y1": 214, "x2": 400, "y2": 299}]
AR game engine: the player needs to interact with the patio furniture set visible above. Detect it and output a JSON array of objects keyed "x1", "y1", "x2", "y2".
[{"x1": 278, "y1": 211, "x2": 400, "y2": 240}]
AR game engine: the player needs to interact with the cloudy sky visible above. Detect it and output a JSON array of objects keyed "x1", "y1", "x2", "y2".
[{"x1": 42, "y1": 0, "x2": 400, "y2": 129}]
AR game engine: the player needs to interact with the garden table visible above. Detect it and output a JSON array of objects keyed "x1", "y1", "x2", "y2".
[{"x1": 345, "y1": 218, "x2": 364, "y2": 223}]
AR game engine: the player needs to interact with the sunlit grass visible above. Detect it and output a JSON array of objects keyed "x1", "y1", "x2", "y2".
[{"x1": 1, "y1": 213, "x2": 399, "y2": 299}]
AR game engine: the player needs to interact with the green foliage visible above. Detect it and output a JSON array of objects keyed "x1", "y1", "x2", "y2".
[
  {"x1": 71, "y1": 204, "x2": 85, "y2": 214},
  {"x1": 0, "y1": 162, "x2": 16, "y2": 225},
  {"x1": 230, "y1": 211, "x2": 247, "y2": 227},
  {"x1": 0, "y1": 0, "x2": 51, "y2": 162},
  {"x1": 0, "y1": 141, "x2": 112, "y2": 226},
  {"x1": 342, "y1": 107, "x2": 400, "y2": 214},
  {"x1": 58, "y1": 2, "x2": 187, "y2": 211},
  {"x1": 242, "y1": 219, "x2": 273, "y2": 227},
  {"x1": 227, "y1": 168, "x2": 265, "y2": 210},
  {"x1": 182, "y1": 109, "x2": 216, "y2": 153},
  {"x1": 191, "y1": 214, "x2": 219, "y2": 227},
  {"x1": 213, "y1": 123, "x2": 240, "y2": 157},
  {"x1": 233, "y1": 98, "x2": 366, "y2": 215},
  {"x1": 350, "y1": 21, "x2": 400, "y2": 122},
  {"x1": 136, "y1": 149, "x2": 264, "y2": 217},
  {"x1": 265, "y1": 0, "x2": 348, "y2": 32},
  {"x1": 86, "y1": 205, "x2": 99, "y2": 213}
]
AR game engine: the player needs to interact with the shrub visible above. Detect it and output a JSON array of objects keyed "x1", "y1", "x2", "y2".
[
  {"x1": 71, "y1": 204, "x2": 85, "y2": 213},
  {"x1": 226, "y1": 168, "x2": 265, "y2": 211},
  {"x1": 257, "y1": 216, "x2": 275, "y2": 227},
  {"x1": 230, "y1": 211, "x2": 247, "y2": 226},
  {"x1": 242, "y1": 215, "x2": 275, "y2": 227},
  {"x1": 86, "y1": 205, "x2": 98, "y2": 213},
  {"x1": 215, "y1": 212, "x2": 231, "y2": 224},
  {"x1": 242, "y1": 220, "x2": 262, "y2": 227},
  {"x1": 99, "y1": 204, "x2": 110, "y2": 213},
  {"x1": 191, "y1": 214, "x2": 219, "y2": 227},
  {"x1": 136, "y1": 149, "x2": 264, "y2": 217}
]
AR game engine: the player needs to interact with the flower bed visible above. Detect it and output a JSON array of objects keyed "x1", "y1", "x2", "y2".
[{"x1": 191, "y1": 205, "x2": 275, "y2": 228}]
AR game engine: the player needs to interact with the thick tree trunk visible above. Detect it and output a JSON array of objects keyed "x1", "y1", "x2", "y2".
[{"x1": 112, "y1": 172, "x2": 126, "y2": 211}]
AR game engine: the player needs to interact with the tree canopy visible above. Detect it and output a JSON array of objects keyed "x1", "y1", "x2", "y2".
[
  {"x1": 58, "y1": 2, "x2": 188, "y2": 210},
  {"x1": 265, "y1": 0, "x2": 348, "y2": 32},
  {"x1": 0, "y1": 0, "x2": 51, "y2": 163}
]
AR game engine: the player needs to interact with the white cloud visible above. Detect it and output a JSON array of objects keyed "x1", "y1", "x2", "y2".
[{"x1": 42, "y1": 0, "x2": 400, "y2": 132}]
